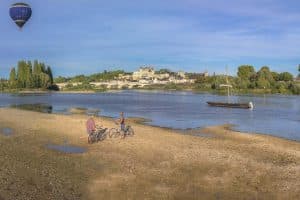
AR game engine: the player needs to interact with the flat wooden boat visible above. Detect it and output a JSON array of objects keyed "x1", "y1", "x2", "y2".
[
  {"x1": 207, "y1": 67, "x2": 254, "y2": 109},
  {"x1": 207, "y1": 101, "x2": 253, "y2": 109}
]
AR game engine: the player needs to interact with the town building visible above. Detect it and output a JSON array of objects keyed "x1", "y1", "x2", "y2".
[
  {"x1": 132, "y1": 67, "x2": 155, "y2": 81},
  {"x1": 57, "y1": 66, "x2": 206, "y2": 90}
]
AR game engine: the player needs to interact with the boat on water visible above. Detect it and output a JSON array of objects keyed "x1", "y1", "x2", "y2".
[
  {"x1": 207, "y1": 68, "x2": 254, "y2": 109},
  {"x1": 207, "y1": 101, "x2": 253, "y2": 109}
]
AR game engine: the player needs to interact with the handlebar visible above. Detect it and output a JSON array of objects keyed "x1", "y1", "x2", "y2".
[{"x1": 96, "y1": 125, "x2": 103, "y2": 129}]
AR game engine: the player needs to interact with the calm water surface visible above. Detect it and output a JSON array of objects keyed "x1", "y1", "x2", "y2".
[
  {"x1": 0, "y1": 90, "x2": 299, "y2": 141},
  {"x1": 0, "y1": 127, "x2": 14, "y2": 136},
  {"x1": 46, "y1": 143, "x2": 86, "y2": 154}
]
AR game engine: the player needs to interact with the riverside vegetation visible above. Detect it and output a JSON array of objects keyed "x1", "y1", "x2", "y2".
[
  {"x1": 52, "y1": 65, "x2": 300, "y2": 95},
  {"x1": 0, "y1": 61, "x2": 300, "y2": 95},
  {"x1": 0, "y1": 60, "x2": 58, "y2": 92}
]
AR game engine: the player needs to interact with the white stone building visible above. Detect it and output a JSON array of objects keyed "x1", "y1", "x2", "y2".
[{"x1": 132, "y1": 67, "x2": 155, "y2": 81}]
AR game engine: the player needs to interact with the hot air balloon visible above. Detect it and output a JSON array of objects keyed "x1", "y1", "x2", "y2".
[{"x1": 9, "y1": 2, "x2": 32, "y2": 29}]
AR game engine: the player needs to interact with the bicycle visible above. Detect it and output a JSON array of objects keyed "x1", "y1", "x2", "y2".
[
  {"x1": 109, "y1": 124, "x2": 134, "y2": 139},
  {"x1": 88, "y1": 125, "x2": 109, "y2": 144}
]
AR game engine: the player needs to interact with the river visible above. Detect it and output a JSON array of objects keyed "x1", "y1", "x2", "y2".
[{"x1": 0, "y1": 90, "x2": 299, "y2": 141}]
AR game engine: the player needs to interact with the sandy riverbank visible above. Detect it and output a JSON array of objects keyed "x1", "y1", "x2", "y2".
[{"x1": 0, "y1": 108, "x2": 299, "y2": 200}]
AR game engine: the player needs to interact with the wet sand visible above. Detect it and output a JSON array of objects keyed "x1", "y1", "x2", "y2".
[{"x1": 0, "y1": 108, "x2": 299, "y2": 200}]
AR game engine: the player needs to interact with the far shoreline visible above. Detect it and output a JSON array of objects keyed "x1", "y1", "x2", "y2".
[{"x1": 1, "y1": 88, "x2": 300, "y2": 96}]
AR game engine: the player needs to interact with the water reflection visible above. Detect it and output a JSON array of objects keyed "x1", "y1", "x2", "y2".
[
  {"x1": 10, "y1": 103, "x2": 53, "y2": 113},
  {"x1": 46, "y1": 143, "x2": 86, "y2": 154},
  {"x1": 68, "y1": 107, "x2": 100, "y2": 115},
  {"x1": 1, "y1": 127, "x2": 14, "y2": 136}
]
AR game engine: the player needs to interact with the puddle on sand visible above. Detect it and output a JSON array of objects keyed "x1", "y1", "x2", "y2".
[
  {"x1": 46, "y1": 143, "x2": 86, "y2": 154},
  {"x1": 1, "y1": 127, "x2": 14, "y2": 136},
  {"x1": 182, "y1": 129, "x2": 215, "y2": 138},
  {"x1": 190, "y1": 132, "x2": 214, "y2": 138}
]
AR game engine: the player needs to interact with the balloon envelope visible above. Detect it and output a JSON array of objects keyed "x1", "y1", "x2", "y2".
[{"x1": 9, "y1": 3, "x2": 32, "y2": 28}]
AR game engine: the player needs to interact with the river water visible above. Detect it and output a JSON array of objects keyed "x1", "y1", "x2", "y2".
[{"x1": 0, "y1": 90, "x2": 299, "y2": 141}]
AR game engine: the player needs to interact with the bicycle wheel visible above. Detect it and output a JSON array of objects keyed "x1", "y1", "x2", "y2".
[
  {"x1": 126, "y1": 126, "x2": 134, "y2": 136},
  {"x1": 99, "y1": 133, "x2": 106, "y2": 141},
  {"x1": 97, "y1": 129, "x2": 108, "y2": 141},
  {"x1": 109, "y1": 128, "x2": 120, "y2": 138},
  {"x1": 89, "y1": 134, "x2": 96, "y2": 144}
]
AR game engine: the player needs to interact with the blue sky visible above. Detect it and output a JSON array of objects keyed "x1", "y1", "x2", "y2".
[{"x1": 1, "y1": 0, "x2": 300, "y2": 77}]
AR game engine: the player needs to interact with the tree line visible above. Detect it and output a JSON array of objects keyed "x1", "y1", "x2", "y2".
[
  {"x1": 54, "y1": 70, "x2": 125, "y2": 83},
  {"x1": 8, "y1": 60, "x2": 56, "y2": 90},
  {"x1": 53, "y1": 65, "x2": 300, "y2": 94},
  {"x1": 194, "y1": 65, "x2": 300, "y2": 94},
  {"x1": 3, "y1": 62, "x2": 299, "y2": 94}
]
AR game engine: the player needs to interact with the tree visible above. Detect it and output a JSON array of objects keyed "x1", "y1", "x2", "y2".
[
  {"x1": 33, "y1": 60, "x2": 42, "y2": 74},
  {"x1": 40, "y1": 73, "x2": 50, "y2": 88},
  {"x1": 10, "y1": 60, "x2": 54, "y2": 90},
  {"x1": 289, "y1": 83, "x2": 300, "y2": 94},
  {"x1": 46, "y1": 66, "x2": 53, "y2": 84},
  {"x1": 40, "y1": 62, "x2": 46, "y2": 73},
  {"x1": 71, "y1": 75, "x2": 86, "y2": 83},
  {"x1": 9, "y1": 68, "x2": 17, "y2": 89},
  {"x1": 237, "y1": 65, "x2": 255, "y2": 89},
  {"x1": 194, "y1": 76, "x2": 208, "y2": 84},
  {"x1": 54, "y1": 76, "x2": 68, "y2": 83},
  {"x1": 25, "y1": 61, "x2": 33, "y2": 88},
  {"x1": 89, "y1": 70, "x2": 124, "y2": 82},
  {"x1": 0, "y1": 79, "x2": 8, "y2": 91},
  {"x1": 271, "y1": 72, "x2": 279, "y2": 81},
  {"x1": 278, "y1": 72, "x2": 293, "y2": 82},
  {"x1": 274, "y1": 82, "x2": 288, "y2": 94},
  {"x1": 298, "y1": 64, "x2": 300, "y2": 78},
  {"x1": 33, "y1": 60, "x2": 43, "y2": 87},
  {"x1": 17, "y1": 61, "x2": 27, "y2": 88},
  {"x1": 237, "y1": 65, "x2": 255, "y2": 79},
  {"x1": 256, "y1": 66, "x2": 274, "y2": 89}
]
